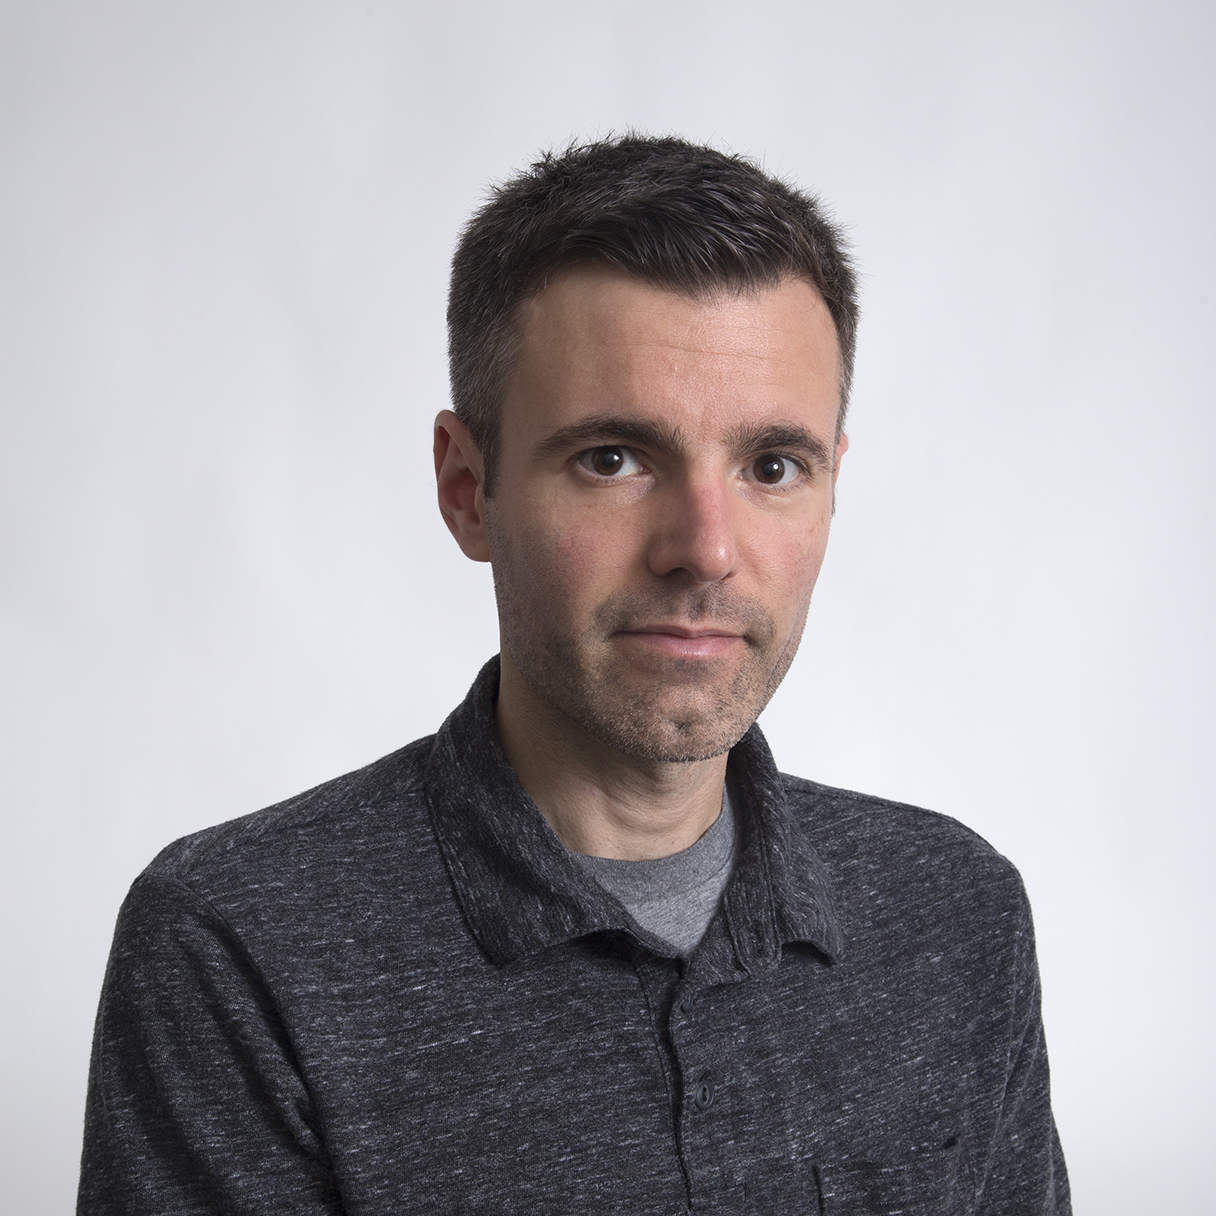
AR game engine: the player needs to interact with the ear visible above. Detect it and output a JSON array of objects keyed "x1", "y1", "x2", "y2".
[
  {"x1": 831, "y1": 430, "x2": 849, "y2": 487},
  {"x1": 434, "y1": 410, "x2": 491, "y2": 563}
]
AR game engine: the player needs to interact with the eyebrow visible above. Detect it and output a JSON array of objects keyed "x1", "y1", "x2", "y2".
[
  {"x1": 533, "y1": 415, "x2": 686, "y2": 461},
  {"x1": 726, "y1": 421, "x2": 835, "y2": 473}
]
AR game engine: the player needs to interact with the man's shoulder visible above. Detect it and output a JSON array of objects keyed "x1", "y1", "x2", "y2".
[
  {"x1": 140, "y1": 734, "x2": 437, "y2": 901},
  {"x1": 781, "y1": 772, "x2": 1010, "y2": 858},
  {"x1": 780, "y1": 772, "x2": 1028, "y2": 912}
]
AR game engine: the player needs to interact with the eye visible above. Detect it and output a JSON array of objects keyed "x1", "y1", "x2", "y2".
[
  {"x1": 577, "y1": 446, "x2": 643, "y2": 478},
  {"x1": 747, "y1": 454, "x2": 801, "y2": 486}
]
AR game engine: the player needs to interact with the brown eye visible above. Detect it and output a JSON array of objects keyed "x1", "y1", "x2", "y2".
[
  {"x1": 752, "y1": 456, "x2": 793, "y2": 485},
  {"x1": 591, "y1": 447, "x2": 625, "y2": 475},
  {"x1": 578, "y1": 446, "x2": 642, "y2": 477}
]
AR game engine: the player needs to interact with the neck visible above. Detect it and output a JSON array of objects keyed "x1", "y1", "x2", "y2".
[{"x1": 494, "y1": 651, "x2": 729, "y2": 861}]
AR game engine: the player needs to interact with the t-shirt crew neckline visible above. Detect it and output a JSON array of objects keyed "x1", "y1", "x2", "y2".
[{"x1": 566, "y1": 787, "x2": 737, "y2": 955}]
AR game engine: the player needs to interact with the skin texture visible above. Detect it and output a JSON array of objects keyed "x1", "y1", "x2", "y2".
[{"x1": 435, "y1": 268, "x2": 846, "y2": 859}]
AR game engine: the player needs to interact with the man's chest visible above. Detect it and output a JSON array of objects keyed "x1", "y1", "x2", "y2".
[{"x1": 264, "y1": 926, "x2": 1003, "y2": 1215}]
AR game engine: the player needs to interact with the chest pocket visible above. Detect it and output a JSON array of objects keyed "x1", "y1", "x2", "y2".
[{"x1": 815, "y1": 1141, "x2": 971, "y2": 1216}]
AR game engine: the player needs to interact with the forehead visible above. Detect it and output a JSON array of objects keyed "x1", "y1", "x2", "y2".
[{"x1": 504, "y1": 267, "x2": 842, "y2": 440}]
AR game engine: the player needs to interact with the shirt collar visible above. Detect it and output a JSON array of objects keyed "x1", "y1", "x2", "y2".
[{"x1": 423, "y1": 657, "x2": 843, "y2": 972}]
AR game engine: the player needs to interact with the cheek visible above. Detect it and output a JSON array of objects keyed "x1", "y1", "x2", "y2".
[
  {"x1": 753, "y1": 515, "x2": 831, "y2": 622},
  {"x1": 504, "y1": 513, "x2": 630, "y2": 608}
]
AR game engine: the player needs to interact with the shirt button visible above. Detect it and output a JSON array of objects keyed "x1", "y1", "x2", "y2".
[{"x1": 694, "y1": 1074, "x2": 715, "y2": 1110}]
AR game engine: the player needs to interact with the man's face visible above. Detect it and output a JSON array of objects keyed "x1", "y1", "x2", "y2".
[{"x1": 485, "y1": 267, "x2": 846, "y2": 763}]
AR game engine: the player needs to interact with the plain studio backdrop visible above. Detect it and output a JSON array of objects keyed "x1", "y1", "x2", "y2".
[{"x1": 2, "y1": 1, "x2": 1212, "y2": 1210}]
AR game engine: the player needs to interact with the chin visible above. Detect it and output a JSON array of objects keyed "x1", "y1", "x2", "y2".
[{"x1": 574, "y1": 696, "x2": 759, "y2": 764}]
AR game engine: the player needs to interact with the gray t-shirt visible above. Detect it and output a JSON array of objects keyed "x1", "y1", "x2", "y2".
[{"x1": 569, "y1": 787, "x2": 736, "y2": 955}]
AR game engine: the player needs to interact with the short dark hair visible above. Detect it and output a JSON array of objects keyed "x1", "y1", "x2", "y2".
[{"x1": 447, "y1": 134, "x2": 858, "y2": 490}]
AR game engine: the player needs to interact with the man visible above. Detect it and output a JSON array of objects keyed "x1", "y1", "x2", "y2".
[{"x1": 80, "y1": 136, "x2": 1070, "y2": 1214}]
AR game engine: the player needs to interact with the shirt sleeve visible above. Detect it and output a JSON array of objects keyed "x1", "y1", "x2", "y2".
[
  {"x1": 974, "y1": 892, "x2": 1071, "y2": 1215},
  {"x1": 78, "y1": 872, "x2": 346, "y2": 1215}
]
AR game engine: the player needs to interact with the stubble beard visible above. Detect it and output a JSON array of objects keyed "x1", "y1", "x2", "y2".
[{"x1": 489, "y1": 523, "x2": 806, "y2": 764}]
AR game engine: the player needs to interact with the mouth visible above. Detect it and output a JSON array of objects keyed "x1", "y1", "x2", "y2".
[{"x1": 615, "y1": 624, "x2": 747, "y2": 660}]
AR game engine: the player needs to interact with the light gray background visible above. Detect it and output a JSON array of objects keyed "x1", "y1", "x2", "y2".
[{"x1": 2, "y1": 1, "x2": 1212, "y2": 1211}]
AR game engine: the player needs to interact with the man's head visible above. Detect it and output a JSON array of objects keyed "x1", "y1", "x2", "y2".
[
  {"x1": 447, "y1": 135, "x2": 857, "y2": 494},
  {"x1": 437, "y1": 136, "x2": 857, "y2": 766}
]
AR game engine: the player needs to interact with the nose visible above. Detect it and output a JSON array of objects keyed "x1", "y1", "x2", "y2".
[{"x1": 646, "y1": 474, "x2": 739, "y2": 584}]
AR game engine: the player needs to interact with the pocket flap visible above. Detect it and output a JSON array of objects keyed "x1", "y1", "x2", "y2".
[{"x1": 815, "y1": 1140, "x2": 969, "y2": 1215}]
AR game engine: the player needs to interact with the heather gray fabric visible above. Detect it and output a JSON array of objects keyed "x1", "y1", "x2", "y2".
[
  {"x1": 571, "y1": 786, "x2": 736, "y2": 955},
  {"x1": 79, "y1": 656, "x2": 1070, "y2": 1215}
]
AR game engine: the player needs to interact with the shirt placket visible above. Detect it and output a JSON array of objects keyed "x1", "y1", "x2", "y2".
[{"x1": 632, "y1": 950, "x2": 749, "y2": 1214}]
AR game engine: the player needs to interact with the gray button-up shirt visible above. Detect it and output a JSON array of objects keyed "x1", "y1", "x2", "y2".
[{"x1": 79, "y1": 657, "x2": 1069, "y2": 1214}]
